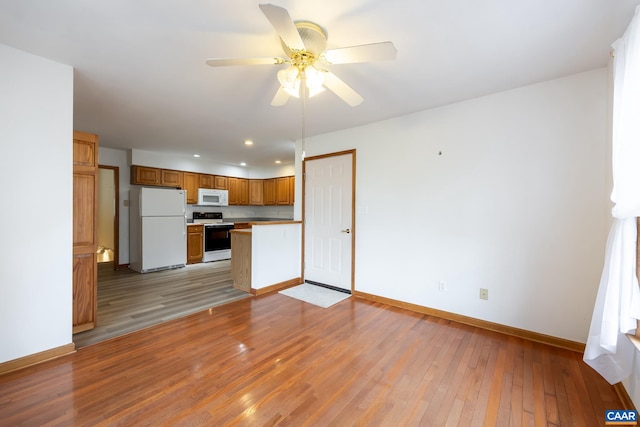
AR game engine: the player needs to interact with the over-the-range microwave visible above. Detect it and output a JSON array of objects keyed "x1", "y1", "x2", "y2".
[{"x1": 197, "y1": 188, "x2": 229, "y2": 206}]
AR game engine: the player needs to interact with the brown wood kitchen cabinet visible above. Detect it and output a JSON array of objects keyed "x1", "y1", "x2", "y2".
[
  {"x1": 187, "y1": 224, "x2": 204, "y2": 264},
  {"x1": 73, "y1": 130, "x2": 98, "y2": 333},
  {"x1": 131, "y1": 165, "x2": 182, "y2": 188},
  {"x1": 131, "y1": 163, "x2": 295, "y2": 207},
  {"x1": 161, "y1": 169, "x2": 183, "y2": 188},
  {"x1": 214, "y1": 175, "x2": 228, "y2": 190},
  {"x1": 199, "y1": 174, "x2": 214, "y2": 189},
  {"x1": 249, "y1": 179, "x2": 264, "y2": 205},
  {"x1": 275, "y1": 176, "x2": 290, "y2": 205},
  {"x1": 182, "y1": 172, "x2": 199, "y2": 205},
  {"x1": 263, "y1": 178, "x2": 276, "y2": 205},
  {"x1": 131, "y1": 165, "x2": 161, "y2": 186},
  {"x1": 229, "y1": 177, "x2": 249, "y2": 205}
]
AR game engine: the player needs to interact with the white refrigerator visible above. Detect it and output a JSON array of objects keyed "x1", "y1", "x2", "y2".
[{"x1": 129, "y1": 187, "x2": 187, "y2": 273}]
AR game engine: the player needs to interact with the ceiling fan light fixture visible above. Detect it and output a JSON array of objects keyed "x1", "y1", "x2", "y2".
[
  {"x1": 282, "y1": 79, "x2": 301, "y2": 97},
  {"x1": 304, "y1": 67, "x2": 325, "y2": 98},
  {"x1": 307, "y1": 84, "x2": 325, "y2": 98},
  {"x1": 277, "y1": 66, "x2": 299, "y2": 87}
]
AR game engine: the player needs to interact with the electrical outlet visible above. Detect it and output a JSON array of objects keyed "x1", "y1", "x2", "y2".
[
  {"x1": 479, "y1": 288, "x2": 488, "y2": 300},
  {"x1": 438, "y1": 281, "x2": 447, "y2": 292}
]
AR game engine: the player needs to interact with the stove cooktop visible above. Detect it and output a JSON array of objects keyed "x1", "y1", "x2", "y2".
[{"x1": 192, "y1": 211, "x2": 233, "y2": 226}]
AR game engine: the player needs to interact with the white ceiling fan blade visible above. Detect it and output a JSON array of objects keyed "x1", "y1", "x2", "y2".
[
  {"x1": 322, "y1": 71, "x2": 364, "y2": 107},
  {"x1": 206, "y1": 57, "x2": 285, "y2": 67},
  {"x1": 324, "y1": 42, "x2": 397, "y2": 64},
  {"x1": 271, "y1": 86, "x2": 290, "y2": 106},
  {"x1": 259, "y1": 4, "x2": 305, "y2": 51}
]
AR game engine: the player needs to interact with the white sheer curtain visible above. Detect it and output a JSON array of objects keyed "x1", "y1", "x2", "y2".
[{"x1": 584, "y1": 5, "x2": 640, "y2": 385}]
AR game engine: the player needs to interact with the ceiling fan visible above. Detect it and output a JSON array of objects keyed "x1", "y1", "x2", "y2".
[{"x1": 205, "y1": 3, "x2": 397, "y2": 107}]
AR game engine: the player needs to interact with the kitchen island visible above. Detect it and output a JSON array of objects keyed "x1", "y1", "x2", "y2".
[{"x1": 230, "y1": 221, "x2": 302, "y2": 294}]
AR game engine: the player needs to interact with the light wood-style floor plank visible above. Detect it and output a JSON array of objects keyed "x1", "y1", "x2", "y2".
[
  {"x1": 73, "y1": 261, "x2": 250, "y2": 347},
  {"x1": 1, "y1": 291, "x2": 623, "y2": 426}
]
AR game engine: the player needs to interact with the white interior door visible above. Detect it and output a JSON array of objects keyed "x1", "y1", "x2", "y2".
[{"x1": 304, "y1": 152, "x2": 353, "y2": 291}]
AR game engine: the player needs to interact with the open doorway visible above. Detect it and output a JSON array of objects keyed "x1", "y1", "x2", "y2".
[{"x1": 97, "y1": 165, "x2": 119, "y2": 268}]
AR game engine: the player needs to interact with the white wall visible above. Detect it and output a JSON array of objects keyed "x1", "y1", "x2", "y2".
[
  {"x1": 0, "y1": 44, "x2": 73, "y2": 363},
  {"x1": 251, "y1": 223, "x2": 302, "y2": 289},
  {"x1": 301, "y1": 69, "x2": 610, "y2": 343}
]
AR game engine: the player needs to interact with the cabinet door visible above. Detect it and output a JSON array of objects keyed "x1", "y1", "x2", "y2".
[
  {"x1": 199, "y1": 174, "x2": 214, "y2": 189},
  {"x1": 263, "y1": 179, "x2": 276, "y2": 205},
  {"x1": 187, "y1": 225, "x2": 203, "y2": 264},
  {"x1": 214, "y1": 175, "x2": 228, "y2": 190},
  {"x1": 228, "y1": 177, "x2": 239, "y2": 205},
  {"x1": 238, "y1": 178, "x2": 249, "y2": 205},
  {"x1": 73, "y1": 130, "x2": 98, "y2": 333},
  {"x1": 183, "y1": 172, "x2": 198, "y2": 204},
  {"x1": 275, "y1": 177, "x2": 290, "y2": 205},
  {"x1": 131, "y1": 165, "x2": 161, "y2": 185},
  {"x1": 229, "y1": 177, "x2": 249, "y2": 205},
  {"x1": 249, "y1": 179, "x2": 264, "y2": 205},
  {"x1": 161, "y1": 169, "x2": 183, "y2": 188}
]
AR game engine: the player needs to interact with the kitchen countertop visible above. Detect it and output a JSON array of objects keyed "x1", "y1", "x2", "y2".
[
  {"x1": 187, "y1": 217, "x2": 293, "y2": 224},
  {"x1": 223, "y1": 217, "x2": 293, "y2": 222},
  {"x1": 229, "y1": 228, "x2": 252, "y2": 234}
]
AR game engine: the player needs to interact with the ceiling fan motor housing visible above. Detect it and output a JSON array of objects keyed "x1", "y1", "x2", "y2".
[{"x1": 281, "y1": 21, "x2": 327, "y2": 66}]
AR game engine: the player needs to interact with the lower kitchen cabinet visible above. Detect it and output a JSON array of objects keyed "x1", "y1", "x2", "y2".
[{"x1": 187, "y1": 224, "x2": 204, "y2": 264}]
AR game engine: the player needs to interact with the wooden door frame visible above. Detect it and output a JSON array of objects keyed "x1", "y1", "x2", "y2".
[
  {"x1": 301, "y1": 149, "x2": 356, "y2": 292},
  {"x1": 98, "y1": 165, "x2": 120, "y2": 269}
]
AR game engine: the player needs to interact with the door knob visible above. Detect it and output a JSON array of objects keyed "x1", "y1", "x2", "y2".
[{"x1": 341, "y1": 228, "x2": 351, "y2": 234}]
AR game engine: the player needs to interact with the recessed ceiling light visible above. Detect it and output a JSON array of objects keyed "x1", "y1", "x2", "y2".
[
  {"x1": 193, "y1": 154, "x2": 200, "y2": 158},
  {"x1": 275, "y1": 160, "x2": 281, "y2": 164},
  {"x1": 244, "y1": 140, "x2": 253, "y2": 146},
  {"x1": 240, "y1": 162, "x2": 247, "y2": 166}
]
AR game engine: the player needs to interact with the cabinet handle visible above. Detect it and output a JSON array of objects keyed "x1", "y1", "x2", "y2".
[{"x1": 341, "y1": 228, "x2": 351, "y2": 234}]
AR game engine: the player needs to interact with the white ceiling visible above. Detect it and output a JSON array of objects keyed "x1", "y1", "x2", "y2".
[{"x1": 1, "y1": 0, "x2": 638, "y2": 167}]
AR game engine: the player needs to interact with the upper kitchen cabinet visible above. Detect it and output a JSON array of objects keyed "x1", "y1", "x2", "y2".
[
  {"x1": 263, "y1": 176, "x2": 294, "y2": 206},
  {"x1": 229, "y1": 177, "x2": 249, "y2": 205},
  {"x1": 183, "y1": 172, "x2": 198, "y2": 204},
  {"x1": 249, "y1": 179, "x2": 264, "y2": 206},
  {"x1": 199, "y1": 174, "x2": 214, "y2": 189},
  {"x1": 276, "y1": 177, "x2": 290, "y2": 205},
  {"x1": 73, "y1": 130, "x2": 98, "y2": 333},
  {"x1": 263, "y1": 179, "x2": 276, "y2": 205},
  {"x1": 161, "y1": 169, "x2": 182, "y2": 188},
  {"x1": 131, "y1": 165, "x2": 161, "y2": 186},
  {"x1": 131, "y1": 163, "x2": 294, "y2": 207},
  {"x1": 214, "y1": 175, "x2": 228, "y2": 190},
  {"x1": 197, "y1": 173, "x2": 227, "y2": 191},
  {"x1": 131, "y1": 165, "x2": 182, "y2": 188},
  {"x1": 238, "y1": 178, "x2": 249, "y2": 205}
]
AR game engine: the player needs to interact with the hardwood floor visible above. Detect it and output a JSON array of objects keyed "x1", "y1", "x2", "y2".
[
  {"x1": 1, "y1": 292, "x2": 622, "y2": 426},
  {"x1": 73, "y1": 261, "x2": 250, "y2": 347}
]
